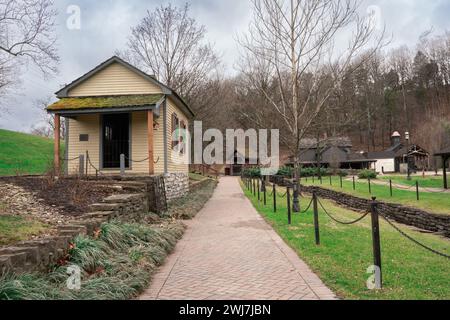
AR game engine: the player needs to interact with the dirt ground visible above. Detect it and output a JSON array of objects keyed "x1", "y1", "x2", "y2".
[{"x1": 0, "y1": 176, "x2": 124, "y2": 218}]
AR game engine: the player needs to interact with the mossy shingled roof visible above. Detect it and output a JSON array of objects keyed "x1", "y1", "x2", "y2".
[{"x1": 47, "y1": 94, "x2": 164, "y2": 111}]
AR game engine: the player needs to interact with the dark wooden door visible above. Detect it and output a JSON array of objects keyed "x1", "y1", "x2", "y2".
[{"x1": 102, "y1": 114, "x2": 130, "y2": 169}]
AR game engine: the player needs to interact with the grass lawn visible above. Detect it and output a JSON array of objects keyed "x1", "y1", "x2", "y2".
[
  {"x1": 242, "y1": 181, "x2": 450, "y2": 300},
  {"x1": 189, "y1": 172, "x2": 207, "y2": 182},
  {"x1": 0, "y1": 129, "x2": 64, "y2": 176},
  {"x1": 302, "y1": 176, "x2": 450, "y2": 215},
  {"x1": 380, "y1": 175, "x2": 447, "y2": 189},
  {"x1": 0, "y1": 215, "x2": 50, "y2": 246}
]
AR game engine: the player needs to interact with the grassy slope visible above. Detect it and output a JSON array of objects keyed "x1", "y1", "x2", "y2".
[
  {"x1": 242, "y1": 181, "x2": 450, "y2": 300},
  {"x1": 380, "y1": 175, "x2": 447, "y2": 189},
  {"x1": 0, "y1": 129, "x2": 64, "y2": 176},
  {"x1": 189, "y1": 172, "x2": 207, "y2": 182},
  {"x1": 0, "y1": 215, "x2": 50, "y2": 246},
  {"x1": 303, "y1": 176, "x2": 450, "y2": 215}
]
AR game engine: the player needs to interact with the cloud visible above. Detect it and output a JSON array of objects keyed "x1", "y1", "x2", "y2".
[{"x1": 0, "y1": 0, "x2": 449, "y2": 132}]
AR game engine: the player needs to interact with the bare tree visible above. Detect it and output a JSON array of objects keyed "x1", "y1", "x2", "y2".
[
  {"x1": 31, "y1": 96, "x2": 65, "y2": 138},
  {"x1": 0, "y1": 0, "x2": 59, "y2": 74},
  {"x1": 238, "y1": 0, "x2": 386, "y2": 211},
  {"x1": 118, "y1": 3, "x2": 220, "y2": 104},
  {"x1": 0, "y1": 0, "x2": 58, "y2": 113}
]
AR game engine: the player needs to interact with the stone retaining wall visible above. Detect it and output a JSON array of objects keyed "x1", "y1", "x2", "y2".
[
  {"x1": 164, "y1": 173, "x2": 189, "y2": 201},
  {"x1": 0, "y1": 191, "x2": 150, "y2": 276},
  {"x1": 302, "y1": 185, "x2": 450, "y2": 238},
  {"x1": 1, "y1": 174, "x2": 192, "y2": 275}
]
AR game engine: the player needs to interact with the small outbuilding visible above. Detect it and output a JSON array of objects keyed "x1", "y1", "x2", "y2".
[
  {"x1": 289, "y1": 137, "x2": 376, "y2": 170},
  {"x1": 46, "y1": 56, "x2": 195, "y2": 198},
  {"x1": 368, "y1": 132, "x2": 430, "y2": 173}
]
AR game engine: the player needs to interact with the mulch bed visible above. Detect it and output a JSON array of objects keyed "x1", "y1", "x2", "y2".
[{"x1": 0, "y1": 176, "x2": 124, "y2": 216}]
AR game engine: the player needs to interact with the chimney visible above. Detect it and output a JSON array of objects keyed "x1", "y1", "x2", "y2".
[{"x1": 391, "y1": 131, "x2": 401, "y2": 147}]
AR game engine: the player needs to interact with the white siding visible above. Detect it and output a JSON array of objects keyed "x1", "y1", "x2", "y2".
[
  {"x1": 68, "y1": 62, "x2": 162, "y2": 97},
  {"x1": 372, "y1": 158, "x2": 395, "y2": 173}
]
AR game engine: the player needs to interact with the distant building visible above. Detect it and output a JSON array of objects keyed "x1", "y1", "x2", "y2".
[
  {"x1": 368, "y1": 132, "x2": 430, "y2": 173},
  {"x1": 225, "y1": 147, "x2": 259, "y2": 176},
  {"x1": 288, "y1": 137, "x2": 376, "y2": 170}
]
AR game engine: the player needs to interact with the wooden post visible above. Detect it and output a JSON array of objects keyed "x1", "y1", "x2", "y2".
[
  {"x1": 263, "y1": 179, "x2": 267, "y2": 206},
  {"x1": 54, "y1": 115, "x2": 61, "y2": 175},
  {"x1": 444, "y1": 156, "x2": 448, "y2": 190},
  {"x1": 340, "y1": 175, "x2": 343, "y2": 188},
  {"x1": 287, "y1": 187, "x2": 291, "y2": 225},
  {"x1": 368, "y1": 178, "x2": 372, "y2": 194},
  {"x1": 416, "y1": 181, "x2": 420, "y2": 201},
  {"x1": 148, "y1": 110, "x2": 155, "y2": 175},
  {"x1": 273, "y1": 183, "x2": 277, "y2": 213},
  {"x1": 389, "y1": 179, "x2": 393, "y2": 197},
  {"x1": 257, "y1": 179, "x2": 260, "y2": 201},
  {"x1": 353, "y1": 176, "x2": 356, "y2": 190},
  {"x1": 370, "y1": 197, "x2": 382, "y2": 289},
  {"x1": 313, "y1": 192, "x2": 320, "y2": 245}
]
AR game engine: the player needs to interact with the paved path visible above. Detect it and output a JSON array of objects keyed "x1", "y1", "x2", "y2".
[{"x1": 141, "y1": 177, "x2": 336, "y2": 300}]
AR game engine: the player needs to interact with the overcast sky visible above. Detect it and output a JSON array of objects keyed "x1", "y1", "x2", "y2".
[{"x1": 1, "y1": 0, "x2": 450, "y2": 133}]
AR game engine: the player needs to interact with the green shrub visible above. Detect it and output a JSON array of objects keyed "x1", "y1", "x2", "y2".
[
  {"x1": 358, "y1": 169, "x2": 377, "y2": 180},
  {"x1": 277, "y1": 166, "x2": 293, "y2": 177},
  {"x1": 300, "y1": 167, "x2": 330, "y2": 177},
  {"x1": 275, "y1": 167, "x2": 331, "y2": 178},
  {"x1": 243, "y1": 167, "x2": 261, "y2": 178},
  {"x1": 337, "y1": 170, "x2": 349, "y2": 177}
]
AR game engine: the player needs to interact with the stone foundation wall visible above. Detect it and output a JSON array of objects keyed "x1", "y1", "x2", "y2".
[
  {"x1": 164, "y1": 173, "x2": 189, "y2": 202},
  {"x1": 301, "y1": 185, "x2": 450, "y2": 238}
]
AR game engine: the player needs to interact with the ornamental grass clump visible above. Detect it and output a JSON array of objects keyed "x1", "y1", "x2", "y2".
[{"x1": 0, "y1": 221, "x2": 185, "y2": 300}]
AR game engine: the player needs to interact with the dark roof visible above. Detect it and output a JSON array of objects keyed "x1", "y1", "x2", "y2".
[
  {"x1": 394, "y1": 145, "x2": 429, "y2": 158},
  {"x1": 435, "y1": 147, "x2": 450, "y2": 156},
  {"x1": 299, "y1": 137, "x2": 352, "y2": 149},
  {"x1": 53, "y1": 56, "x2": 195, "y2": 118},
  {"x1": 367, "y1": 151, "x2": 396, "y2": 159},
  {"x1": 47, "y1": 94, "x2": 164, "y2": 112},
  {"x1": 370, "y1": 144, "x2": 429, "y2": 159},
  {"x1": 291, "y1": 148, "x2": 375, "y2": 165},
  {"x1": 385, "y1": 143, "x2": 403, "y2": 153}
]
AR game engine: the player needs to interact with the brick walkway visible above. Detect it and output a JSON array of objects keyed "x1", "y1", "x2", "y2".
[{"x1": 141, "y1": 177, "x2": 336, "y2": 300}]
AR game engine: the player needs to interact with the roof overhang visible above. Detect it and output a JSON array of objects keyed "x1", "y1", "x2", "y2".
[
  {"x1": 49, "y1": 105, "x2": 161, "y2": 118},
  {"x1": 46, "y1": 94, "x2": 164, "y2": 118}
]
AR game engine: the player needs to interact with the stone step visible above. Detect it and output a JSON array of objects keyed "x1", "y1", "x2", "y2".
[
  {"x1": 0, "y1": 246, "x2": 40, "y2": 265},
  {"x1": 58, "y1": 229, "x2": 84, "y2": 237},
  {"x1": 57, "y1": 225, "x2": 87, "y2": 236},
  {"x1": 89, "y1": 203, "x2": 122, "y2": 212},
  {"x1": 84, "y1": 211, "x2": 115, "y2": 219},
  {"x1": 103, "y1": 194, "x2": 142, "y2": 203},
  {"x1": 81, "y1": 219, "x2": 103, "y2": 236},
  {"x1": 0, "y1": 256, "x2": 12, "y2": 275},
  {"x1": 2, "y1": 252, "x2": 27, "y2": 268},
  {"x1": 53, "y1": 235, "x2": 74, "y2": 248}
]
